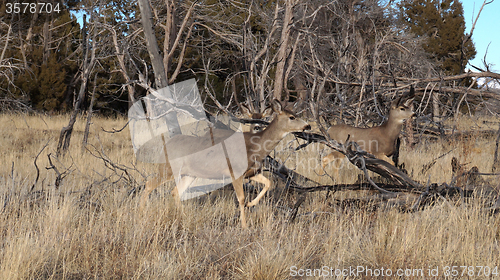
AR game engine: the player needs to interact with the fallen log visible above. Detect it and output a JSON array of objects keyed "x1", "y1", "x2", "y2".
[
  {"x1": 275, "y1": 132, "x2": 500, "y2": 219},
  {"x1": 293, "y1": 132, "x2": 422, "y2": 191}
]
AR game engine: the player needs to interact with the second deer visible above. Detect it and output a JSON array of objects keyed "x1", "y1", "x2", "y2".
[
  {"x1": 141, "y1": 99, "x2": 310, "y2": 228},
  {"x1": 322, "y1": 88, "x2": 415, "y2": 175}
]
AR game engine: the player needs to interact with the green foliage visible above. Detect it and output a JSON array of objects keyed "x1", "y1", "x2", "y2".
[
  {"x1": 399, "y1": 0, "x2": 476, "y2": 75},
  {"x1": 0, "y1": 5, "x2": 80, "y2": 111},
  {"x1": 37, "y1": 56, "x2": 68, "y2": 111}
]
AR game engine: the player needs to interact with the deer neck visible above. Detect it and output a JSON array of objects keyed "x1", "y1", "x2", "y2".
[
  {"x1": 380, "y1": 111, "x2": 404, "y2": 141},
  {"x1": 263, "y1": 118, "x2": 287, "y2": 147},
  {"x1": 245, "y1": 117, "x2": 285, "y2": 160}
]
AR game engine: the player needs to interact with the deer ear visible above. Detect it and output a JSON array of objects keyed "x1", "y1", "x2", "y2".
[
  {"x1": 271, "y1": 99, "x2": 283, "y2": 113},
  {"x1": 262, "y1": 106, "x2": 273, "y2": 118},
  {"x1": 240, "y1": 104, "x2": 252, "y2": 118},
  {"x1": 403, "y1": 97, "x2": 414, "y2": 108}
]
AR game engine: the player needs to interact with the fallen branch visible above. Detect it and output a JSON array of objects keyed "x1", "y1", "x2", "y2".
[
  {"x1": 293, "y1": 132, "x2": 422, "y2": 190},
  {"x1": 46, "y1": 153, "x2": 71, "y2": 189},
  {"x1": 85, "y1": 144, "x2": 135, "y2": 185},
  {"x1": 420, "y1": 148, "x2": 456, "y2": 175},
  {"x1": 30, "y1": 139, "x2": 51, "y2": 192},
  {"x1": 263, "y1": 155, "x2": 420, "y2": 221},
  {"x1": 102, "y1": 120, "x2": 130, "y2": 133}
]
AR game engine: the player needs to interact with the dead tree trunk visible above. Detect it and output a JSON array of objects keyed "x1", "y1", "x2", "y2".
[
  {"x1": 273, "y1": 0, "x2": 296, "y2": 101},
  {"x1": 137, "y1": 0, "x2": 180, "y2": 136},
  {"x1": 82, "y1": 74, "x2": 97, "y2": 152},
  {"x1": 57, "y1": 14, "x2": 93, "y2": 156},
  {"x1": 42, "y1": 14, "x2": 51, "y2": 65},
  {"x1": 432, "y1": 88, "x2": 440, "y2": 123},
  {"x1": 21, "y1": 6, "x2": 38, "y2": 64},
  {"x1": 138, "y1": 0, "x2": 167, "y2": 88},
  {"x1": 493, "y1": 124, "x2": 500, "y2": 172},
  {"x1": 0, "y1": 21, "x2": 12, "y2": 63}
]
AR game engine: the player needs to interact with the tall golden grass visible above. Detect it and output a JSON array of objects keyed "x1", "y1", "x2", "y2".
[{"x1": 0, "y1": 113, "x2": 499, "y2": 279}]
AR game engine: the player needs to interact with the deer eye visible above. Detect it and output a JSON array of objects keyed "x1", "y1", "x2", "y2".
[
  {"x1": 401, "y1": 107, "x2": 406, "y2": 111},
  {"x1": 289, "y1": 116, "x2": 296, "y2": 120}
]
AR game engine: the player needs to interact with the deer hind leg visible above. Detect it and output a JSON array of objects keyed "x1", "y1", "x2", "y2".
[
  {"x1": 246, "y1": 173, "x2": 271, "y2": 207},
  {"x1": 232, "y1": 176, "x2": 247, "y2": 228}
]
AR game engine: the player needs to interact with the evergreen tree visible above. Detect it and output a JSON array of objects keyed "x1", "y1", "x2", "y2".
[
  {"x1": 36, "y1": 56, "x2": 67, "y2": 111},
  {"x1": 399, "y1": 0, "x2": 476, "y2": 75},
  {"x1": 0, "y1": 1, "x2": 80, "y2": 111}
]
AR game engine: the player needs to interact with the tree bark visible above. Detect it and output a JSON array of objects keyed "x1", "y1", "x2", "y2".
[
  {"x1": 42, "y1": 14, "x2": 51, "y2": 65},
  {"x1": 0, "y1": 23, "x2": 11, "y2": 62},
  {"x1": 82, "y1": 75, "x2": 97, "y2": 152},
  {"x1": 137, "y1": 0, "x2": 180, "y2": 136},
  {"x1": 432, "y1": 89, "x2": 440, "y2": 123},
  {"x1": 57, "y1": 14, "x2": 92, "y2": 156},
  {"x1": 493, "y1": 124, "x2": 500, "y2": 172},
  {"x1": 273, "y1": 0, "x2": 296, "y2": 101},
  {"x1": 18, "y1": 15, "x2": 27, "y2": 68},
  {"x1": 162, "y1": 0, "x2": 176, "y2": 77},
  {"x1": 138, "y1": 0, "x2": 168, "y2": 88},
  {"x1": 21, "y1": 7, "x2": 38, "y2": 63}
]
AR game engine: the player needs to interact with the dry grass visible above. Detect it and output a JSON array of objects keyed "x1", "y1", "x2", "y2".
[{"x1": 1, "y1": 112, "x2": 500, "y2": 279}]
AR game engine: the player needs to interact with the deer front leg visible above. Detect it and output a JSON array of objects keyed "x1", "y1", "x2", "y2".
[
  {"x1": 246, "y1": 173, "x2": 271, "y2": 207},
  {"x1": 321, "y1": 152, "x2": 334, "y2": 172},
  {"x1": 232, "y1": 176, "x2": 247, "y2": 228},
  {"x1": 321, "y1": 151, "x2": 343, "y2": 177},
  {"x1": 140, "y1": 163, "x2": 173, "y2": 209}
]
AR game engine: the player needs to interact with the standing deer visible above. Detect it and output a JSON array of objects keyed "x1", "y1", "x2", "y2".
[
  {"x1": 322, "y1": 89, "x2": 415, "y2": 175},
  {"x1": 141, "y1": 99, "x2": 310, "y2": 228}
]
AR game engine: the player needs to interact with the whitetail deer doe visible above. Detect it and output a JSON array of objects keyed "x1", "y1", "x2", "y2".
[
  {"x1": 141, "y1": 99, "x2": 310, "y2": 228},
  {"x1": 322, "y1": 88, "x2": 415, "y2": 175}
]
